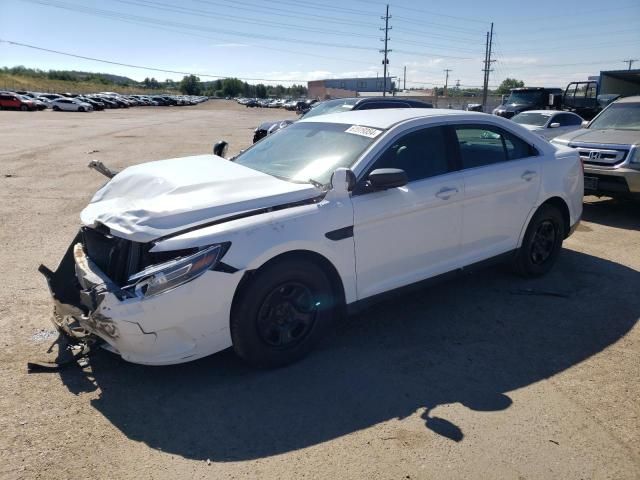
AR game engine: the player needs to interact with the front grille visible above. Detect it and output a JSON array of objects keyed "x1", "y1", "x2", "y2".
[
  {"x1": 80, "y1": 227, "x2": 199, "y2": 286},
  {"x1": 574, "y1": 146, "x2": 628, "y2": 168},
  {"x1": 81, "y1": 227, "x2": 141, "y2": 285}
]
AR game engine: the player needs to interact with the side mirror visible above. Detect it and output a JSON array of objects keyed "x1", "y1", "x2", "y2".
[
  {"x1": 549, "y1": 122, "x2": 560, "y2": 128},
  {"x1": 368, "y1": 168, "x2": 408, "y2": 190},
  {"x1": 213, "y1": 140, "x2": 228, "y2": 158},
  {"x1": 581, "y1": 120, "x2": 589, "y2": 128}
]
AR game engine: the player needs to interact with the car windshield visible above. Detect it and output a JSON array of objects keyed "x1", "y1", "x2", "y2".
[
  {"x1": 301, "y1": 98, "x2": 359, "y2": 119},
  {"x1": 234, "y1": 122, "x2": 381, "y2": 185},
  {"x1": 589, "y1": 103, "x2": 640, "y2": 131},
  {"x1": 511, "y1": 112, "x2": 551, "y2": 126},
  {"x1": 507, "y1": 91, "x2": 545, "y2": 105}
]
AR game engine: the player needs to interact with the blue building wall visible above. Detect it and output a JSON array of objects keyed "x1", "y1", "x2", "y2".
[{"x1": 323, "y1": 77, "x2": 394, "y2": 92}]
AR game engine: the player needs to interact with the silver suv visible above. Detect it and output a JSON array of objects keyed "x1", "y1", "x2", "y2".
[{"x1": 552, "y1": 96, "x2": 640, "y2": 199}]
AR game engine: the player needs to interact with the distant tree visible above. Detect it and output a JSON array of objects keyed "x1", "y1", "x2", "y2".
[
  {"x1": 496, "y1": 78, "x2": 525, "y2": 94},
  {"x1": 255, "y1": 84, "x2": 267, "y2": 98},
  {"x1": 180, "y1": 74, "x2": 201, "y2": 95},
  {"x1": 222, "y1": 77, "x2": 244, "y2": 97}
]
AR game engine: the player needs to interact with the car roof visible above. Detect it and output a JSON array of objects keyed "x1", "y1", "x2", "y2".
[
  {"x1": 298, "y1": 108, "x2": 481, "y2": 129},
  {"x1": 615, "y1": 95, "x2": 640, "y2": 104},
  {"x1": 515, "y1": 110, "x2": 577, "y2": 115}
]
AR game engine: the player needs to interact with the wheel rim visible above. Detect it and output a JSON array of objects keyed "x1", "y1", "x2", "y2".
[
  {"x1": 530, "y1": 220, "x2": 557, "y2": 265},
  {"x1": 256, "y1": 282, "x2": 318, "y2": 348}
]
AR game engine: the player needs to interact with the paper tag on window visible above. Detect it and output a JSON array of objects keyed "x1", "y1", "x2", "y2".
[{"x1": 345, "y1": 125, "x2": 383, "y2": 138}]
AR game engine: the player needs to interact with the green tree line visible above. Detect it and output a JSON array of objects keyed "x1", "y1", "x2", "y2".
[{"x1": 179, "y1": 74, "x2": 307, "y2": 98}]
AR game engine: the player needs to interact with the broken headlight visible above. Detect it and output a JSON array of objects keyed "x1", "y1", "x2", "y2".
[{"x1": 125, "y1": 243, "x2": 228, "y2": 298}]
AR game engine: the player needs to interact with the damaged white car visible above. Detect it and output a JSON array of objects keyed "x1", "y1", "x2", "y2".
[{"x1": 41, "y1": 109, "x2": 583, "y2": 367}]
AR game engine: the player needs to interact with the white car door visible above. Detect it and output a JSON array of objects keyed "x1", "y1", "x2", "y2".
[
  {"x1": 453, "y1": 124, "x2": 541, "y2": 264},
  {"x1": 351, "y1": 125, "x2": 464, "y2": 300}
]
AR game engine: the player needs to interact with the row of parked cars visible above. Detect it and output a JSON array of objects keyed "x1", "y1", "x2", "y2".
[
  {"x1": 247, "y1": 94, "x2": 638, "y2": 200},
  {"x1": 237, "y1": 97, "x2": 317, "y2": 111},
  {"x1": 0, "y1": 90, "x2": 209, "y2": 112}
]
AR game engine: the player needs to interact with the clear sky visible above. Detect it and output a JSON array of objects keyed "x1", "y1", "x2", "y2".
[{"x1": 2, "y1": 0, "x2": 639, "y2": 89}]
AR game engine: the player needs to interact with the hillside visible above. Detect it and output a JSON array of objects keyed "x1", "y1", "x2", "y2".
[{"x1": 0, "y1": 67, "x2": 177, "y2": 94}]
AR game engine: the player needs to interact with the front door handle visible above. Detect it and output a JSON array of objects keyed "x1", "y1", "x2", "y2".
[
  {"x1": 435, "y1": 187, "x2": 459, "y2": 200},
  {"x1": 521, "y1": 170, "x2": 538, "y2": 182}
]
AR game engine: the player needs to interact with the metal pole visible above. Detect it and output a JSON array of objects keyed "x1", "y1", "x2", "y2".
[
  {"x1": 380, "y1": 4, "x2": 392, "y2": 97},
  {"x1": 404, "y1": 65, "x2": 406, "y2": 90},
  {"x1": 443, "y1": 69, "x2": 452, "y2": 97}
]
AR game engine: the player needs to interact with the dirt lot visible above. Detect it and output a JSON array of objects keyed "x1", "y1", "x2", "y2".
[{"x1": 0, "y1": 101, "x2": 638, "y2": 480}]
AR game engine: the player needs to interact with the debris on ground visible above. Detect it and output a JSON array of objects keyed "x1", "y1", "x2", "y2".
[{"x1": 30, "y1": 329, "x2": 58, "y2": 343}]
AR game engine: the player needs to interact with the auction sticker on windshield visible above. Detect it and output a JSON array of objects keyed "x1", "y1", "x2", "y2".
[{"x1": 345, "y1": 125, "x2": 383, "y2": 138}]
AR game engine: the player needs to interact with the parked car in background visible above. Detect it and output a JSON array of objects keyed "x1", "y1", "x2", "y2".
[
  {"x1": 493, "y1": 87, "x2": 563, "y2": 119},
  {"x1": 552, "y1": 96, "x2": 640, "y2": 199},
  {"x1": 76, "y1": 96, "x2": 105, "y2": 111},
  {"x1": 511, "y1": 110, "x2": 583, "y2": 140},
  {"x1": 0, "y1": 92, "x2": 37, "y2": 111},
  {"x1": 21, "y1": 95, "x2": 47, "y2": 110},
  {"x1": 50, "y1": 98, "x2": 94, "y2": 112},
  {"x1": 41, "y1": 109, "x2": 582, "y2": 367},
  {"x1": 253, "y1": 96, "x2": 433, "y2": 143}
]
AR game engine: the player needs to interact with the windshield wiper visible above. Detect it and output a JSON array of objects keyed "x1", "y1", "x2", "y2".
[{"x1": 307, "y1": 178, "x2": 325, "y2": 189}]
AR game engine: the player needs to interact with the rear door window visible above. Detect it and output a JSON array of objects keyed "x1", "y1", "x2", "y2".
[{"x1": 454, "y1": 125, "x2": 536, "y2": 169}]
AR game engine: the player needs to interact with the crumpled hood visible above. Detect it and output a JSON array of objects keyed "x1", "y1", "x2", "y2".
[
  {"x1": 81, "y1": 154, "x2": 320, "y2": 243},
  {"x1": 555, "y1": 128, "x2": 640, "y2": 146}
]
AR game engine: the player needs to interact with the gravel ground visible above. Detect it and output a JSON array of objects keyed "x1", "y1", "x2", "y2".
[{"x1": 0, "y1": 101, "x2": 638, "y2": 480}]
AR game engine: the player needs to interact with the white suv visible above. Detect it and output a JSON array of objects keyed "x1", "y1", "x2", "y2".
[{"x1": 41, "y1": 109, "x2": 583, "y2": 367}]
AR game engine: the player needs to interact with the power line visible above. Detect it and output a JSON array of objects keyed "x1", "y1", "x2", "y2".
[
  {"x1": 22, "y1": 0, "x2": 475, "y2": 60},
  {"x1": 623, "y1": 59, "x2": 638, "y2": 70},
  {"x1": 0, "y1": 39, "x2": 312, "y2": 83}
]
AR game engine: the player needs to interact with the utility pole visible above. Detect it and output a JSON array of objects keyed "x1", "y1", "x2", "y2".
[
  {"x1": 481, "y1": 22, "x2": 494, "y2": 112},
  {"x1": 404, "y1": 65, "x2": 407, "y2": 91},
  {"x1": 380, "y1": 4, "x2": 392, "y2": 97},
  {"x1": 623, "y1": 59, "x2": 638, "y2": 70},
  {"x1": 443, "y1": 69, "x2": 452, "y2": 97}
]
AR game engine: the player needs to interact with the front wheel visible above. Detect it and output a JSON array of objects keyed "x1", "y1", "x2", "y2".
[
  {"x1": 231, "y1": 258, "x2": 335, "y2": 367},
  {"x1": 78, "y1": 106, "x2": 85, "y2": 112},
  {"x1": 52, "y1": 105, "x2": 60, "y2": 111},
  {"x1": 513, "y1": 204, "x2": 565, "y2": 277},
  {"x1": 20, "y1": 104, "x2": 28, "y2": 111}
]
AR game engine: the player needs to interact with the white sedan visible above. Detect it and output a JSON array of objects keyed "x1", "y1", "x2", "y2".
[
  {"x1": 41, "y1": 109, "x2": 583, "y2": 367},
  {"x1": 50, "y1": 98, "x2": 93, "y2": 112},
  {"x1": 511, "y1": 110, "x2": 584, "y2": 140}
]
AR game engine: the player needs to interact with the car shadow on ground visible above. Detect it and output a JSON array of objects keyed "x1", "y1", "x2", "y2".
[
  {"x1": 54, "y1": 249, "x2": 639, "y2": 461},
  {"x1": 582, "y1": 196, "x2": 639, "y2": 231}
]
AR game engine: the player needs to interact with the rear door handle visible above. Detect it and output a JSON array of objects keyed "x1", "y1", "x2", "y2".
[
  {"x1": 435, "y1": 187, "x2": 459, "y2": 200},
  {"x1": 521, "y1": 170, "x2": 538, "y2": 182}
]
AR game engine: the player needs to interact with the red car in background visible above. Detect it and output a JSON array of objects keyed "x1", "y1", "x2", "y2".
[{"x1": 0, "y1": 92, "x2": 37, "y2": 111}]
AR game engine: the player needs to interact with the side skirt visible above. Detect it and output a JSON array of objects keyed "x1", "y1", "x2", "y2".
[{"x1": 346, "y1": 249, "x2": 517, "y2": 315}]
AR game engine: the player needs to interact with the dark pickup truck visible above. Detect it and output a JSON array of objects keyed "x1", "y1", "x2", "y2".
[{"x1": 492, "y1": 87, "x2": 563, "y2": 119}]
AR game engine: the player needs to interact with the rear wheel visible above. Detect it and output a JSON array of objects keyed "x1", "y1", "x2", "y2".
[
  {"x1": 513, "y1": 204, "x2": 565, "y2": 277},
  {"x1": 78, "y1": 106, "x2": 85, "y2": 112},
  {"x1": 53, "y1": 105, "x2": 60, "y2": 111},
  {"x1": 231, "y1": 258, "x2": 335, "y2": 367}
]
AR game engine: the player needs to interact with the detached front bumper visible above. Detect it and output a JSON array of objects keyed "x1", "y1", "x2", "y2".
[{"x1": 40, "y1": 234, "x2": 241, "y2": 365}]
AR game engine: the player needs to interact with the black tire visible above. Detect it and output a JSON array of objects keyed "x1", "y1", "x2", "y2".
[
  {"x1": 231, "y1": 258, "x2": 335, "y2": 367},
  {"x1": 78, "y1": 106, "x2": 85, "y2": 112},
  {"x1": 53, "y1": 105, "x2": 60, "y2": 111},
  {"x1": 20, "y1": 104, "x2": 28, "y2": 111},
  {"x1": 513, "y1": 204, "x2": 565, "y2": 277}
]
